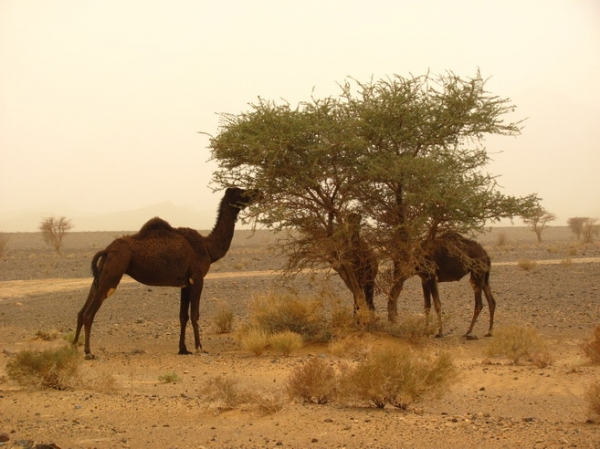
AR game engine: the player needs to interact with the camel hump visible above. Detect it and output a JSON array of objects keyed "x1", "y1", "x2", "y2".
[{"x1": 137, "y1": 217, "x2": 174, "y2": 237}]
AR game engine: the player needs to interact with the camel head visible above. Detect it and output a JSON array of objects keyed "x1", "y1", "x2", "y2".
[{"x1": 224, "y1": 187, "x2": 262, "y2": 210}]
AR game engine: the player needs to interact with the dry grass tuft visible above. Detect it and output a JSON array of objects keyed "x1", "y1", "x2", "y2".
[
  {"x1": 248, "y1": 292, "x2": 326, "y2": 340},
  {"x1": 339, "y1": 346, "x2": 456, "y2": 409},
  {"x1": 269, "y1": 331, "x2": 304, "y2": 356},
  {"x1": 238, "y1": 326, "x2": 269, "y2": 356},
  {"x1": 201, "y1": 375, "x2": 250, "y2": 410},
  {"x1": 517, "y1": 259, "x2": 537, "y2": 271},
  {"x1": 6, "y1": 346, "x2": 81, "y2": 390},
  {"x1": 212, "y1": 303, "x2": 235, "y2": 333},
  {"x1": 327, "y1": 333, "x2": 374, "y2": 359},
  {"x1": 581, "y1": 325, "x2": 600, "y2": 364},
  {"x1": 286, "y1": 357, "x2": 339, "y2": 404},
  {"x1": 485, "y1": 326, "x2": 552, "y2": 367},
  {"x1": 34, "y1": 329, "x2": 62, "y2": 341}
]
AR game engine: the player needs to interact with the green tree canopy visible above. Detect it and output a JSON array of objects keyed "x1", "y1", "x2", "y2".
[{"x1": 208, "y1": 71, "x2": 539, "y2": 317}]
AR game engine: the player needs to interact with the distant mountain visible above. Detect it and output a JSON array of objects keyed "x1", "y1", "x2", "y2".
[{"x1": 0, "y1": 202, "x2": 218, "y2": 232}]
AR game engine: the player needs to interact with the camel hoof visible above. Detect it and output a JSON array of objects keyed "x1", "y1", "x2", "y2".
[
  {"x1": 178, "y1": 349, "x2": 193, "y2": 355},
  {"x1": 484, "y1": 333, "x2": 493, "y2": 338},
  {"x1": 434, "y1": 333, "x2": 443, "y2": 339},
  {"x1": 84, "y1": 353, "x2": 96, "y2": 360},
  {"x1": 465, "y1": 335, "x2": 479, "y2": 341}
]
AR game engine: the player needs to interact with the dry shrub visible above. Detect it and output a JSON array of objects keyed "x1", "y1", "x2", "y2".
[
  {"x1": 485, "y1": 326, "x2": 552, "y2": 366},
  {"x1": 212, "y1": 303, "x2": 235, "y2": 333},
  {"x1": 252, "y1": 392, "x2": 287, "y2": 415},
  {"x1": 35, "y1": 329, "x2": 61, "y2": 341},
  {"x1": 158, "y1": 372, "x2": 181, "y2": 384},
  {"x1": 286, "y1": 357, "x2": 339, "y2": 404},
  {"x1": 238, "y1": 326, "x2": 269, "y2": 355},
  {"x1": 328, "y1": 333, "x2": 374, "y2": 359},
  {"x1": 249, "y1": 292, "x2": 325, "y2": 339},
  {"x1": 201, "y1": 375, "x2": 250, "y2": 409},
  {"x1": 517, "y1": 259, "x2": 537, "y2": 271},
  {"x1": 585, "y1": 379, "x2": 600, "y2": 421},
  {"x1": 339, "y1": 346, "x2": 456, "y2": 409},
  {"x1": 6, "y1": 346, "x2": 81, "y2": 390},
  {"x1": 269, "y1": 331, "x2": 303, "y2": 356},
  {"x1": 581, "y1": 325, "x2": 600, "y2": 364},
  {"x1": 388, "y1": 313, "x2": 438, "y2": 342}
]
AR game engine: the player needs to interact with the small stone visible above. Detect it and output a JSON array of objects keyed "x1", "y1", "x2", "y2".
[{"x1": 0, "y1": 433, "x2": 9, "y2": 442}]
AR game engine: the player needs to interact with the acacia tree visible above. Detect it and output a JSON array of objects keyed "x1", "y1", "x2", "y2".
[
  {"x1": 208, "y1": 72, "x2": 539, "y2": 319},
  {"x1": 522, "y1": 207, "x2": 556, "y2": 243},
  {"x1": 39, "y1": 216, "x2": 73, "y2": 254},
  {"x1": 567, "y1": 217, "x2": 588, "y2": 240}
]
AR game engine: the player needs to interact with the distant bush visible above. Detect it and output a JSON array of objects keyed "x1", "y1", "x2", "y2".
[
  {"x1": 485, "y1": 326, "x2": 552, "y2": 367},
  {"x1": 581, "y1": 325, "x2": 600, "y2": 364},
  {"x1": 286, "y1": 357, "x2": 339, "y2": 404},
  {"x1": 158, "y1": 372, "x2": 181, "y2": 384},
  {"x1": 517, "y1": 259, "x2": 537, "y2": 271},
  {"x1": 339, "y1": 346, "x2": 456, "y2": 409},
  {"x1": 6, "y1": 346, "x2": 81, "y2": 390},
  {"x1": 269, "y1": 331, "x2": 303, "y2": 356}
]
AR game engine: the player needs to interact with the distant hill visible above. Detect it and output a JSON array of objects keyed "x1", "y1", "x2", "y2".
[{"x1": 0, "y1": 202, "x2": 219, "y2": 232}]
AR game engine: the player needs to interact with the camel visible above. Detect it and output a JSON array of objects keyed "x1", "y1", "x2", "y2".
[
  {"x1": 416, "y1": 231, "x2": 496, "y2": 339},
  {"x1": 73, "y1": 187, "x2": 259, "y2": 358},
  {"x1": 334, "y1": 212, "x2": 379, "y2": 313}
]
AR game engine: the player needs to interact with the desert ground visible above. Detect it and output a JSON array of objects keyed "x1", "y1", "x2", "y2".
[{"x1": 1, "y1": 226, "x2": 600, "y2": 449}]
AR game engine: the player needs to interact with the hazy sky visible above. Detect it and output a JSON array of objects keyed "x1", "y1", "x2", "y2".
[{"x1": 1, "y1": 0, "x2": 599, "y2": 231}]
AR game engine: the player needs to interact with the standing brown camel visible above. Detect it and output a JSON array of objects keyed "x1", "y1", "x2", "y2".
[
  {"x1": 416, "y1": 231, "x2": 496, "y2": 339},
  {"x1": 73, "y1": 187, "x2": 259, "y2": 358}
]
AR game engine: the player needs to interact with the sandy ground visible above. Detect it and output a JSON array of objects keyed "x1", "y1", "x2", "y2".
[{"x1": 1, "y1": 227, "x2": 600, "y2": 449}]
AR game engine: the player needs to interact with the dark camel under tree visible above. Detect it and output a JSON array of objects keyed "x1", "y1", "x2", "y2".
[
  {"x1": 334, "y1": 212, "x2": 379, "y2": 313},
  {"x1": 73, "y1": 187, "x2": 259, "y2": 358},
  {"x1": 416, "y1": 231, "x2": 496, "y2": 339}
]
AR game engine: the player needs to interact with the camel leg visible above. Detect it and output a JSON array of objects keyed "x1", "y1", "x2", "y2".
[
  {"x1": 364, "y1": 283, "x2": 375, "y2": 311},
  {"x1": 387, "y1": 278, "x2": 404, "y2": 323},
  {"x1": 482, "y1": 283, "x2": 496, "y2": 337},
  {"x1": 465, "y1": 276, "x2": 484, "y2": 340},
  {"x1": 426, "y1": 279, "x2": 443, "y2": 338},
  {"x1": 189, "y1": 279, "x2": 204, "y2": 353},
  {"x1": 76, "y1": 277, "x2": 121, "y2": 358},
  {"x1": 178, "y1": 288, "x2": 192, "y2": 355}
]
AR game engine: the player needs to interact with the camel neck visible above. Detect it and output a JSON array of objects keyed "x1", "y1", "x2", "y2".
[{"x1": 206, "y1": 204, "x2": 240, "y2": 263}]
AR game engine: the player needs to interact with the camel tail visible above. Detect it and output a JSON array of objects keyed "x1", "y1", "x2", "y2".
[{"x1": 91, "y1": 250, "x2": 107, "y2": 285}]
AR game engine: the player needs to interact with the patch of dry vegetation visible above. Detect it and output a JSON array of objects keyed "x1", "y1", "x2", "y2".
[
  {"x1": 212, "y1": 303, "x2": 235, "y2": 333},
  {"x1": 6, "y1": 346, "x2": 81, "y2": 390},
  {"x1": 248, "y1": 291, "x2": 326, "y2": 340},
  {"x1": 585, "y1": 379, "x2": 600, "y2": 422},
  {"x1": 339, "y1": 346, "x2": 456, "y2": 409},
  {"x1": 581, "y1": 325, "x2": 600, "y2": 364},
  {"x1": 485, "y1": 326, "x2": 553, "y2": 367},
  {"x1": 286, "y1": 357, "x2": 339, "y2": 404},
  {"x1": 517, "y1": 259, "x2": 537, "y2": 271},
  {"x1": 268, "y1": 331, "x2": 304, "y2": 356}
]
